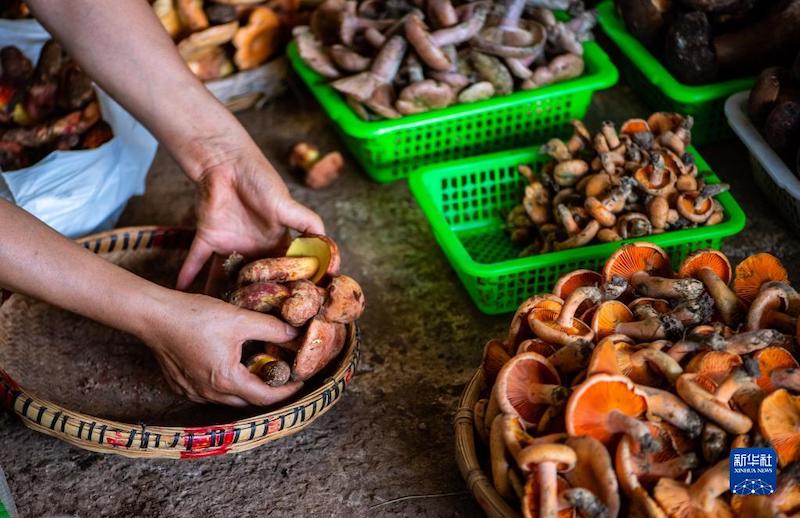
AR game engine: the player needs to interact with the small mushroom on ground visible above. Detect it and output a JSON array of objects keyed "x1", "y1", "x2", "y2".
[{"x1": 289, "y1": 142, "x2": 345, "y2": 190}]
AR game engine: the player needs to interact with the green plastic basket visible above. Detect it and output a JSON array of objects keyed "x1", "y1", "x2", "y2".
[
  {"x1": 287, "y1": 41, "x2": 618, "y2": 183},
  {"x1": 408, "y1": 146, "x2": 747, "y2": 315},
  {"x1": 596, "y1": 1, "x2": 754, "y2": 146}
]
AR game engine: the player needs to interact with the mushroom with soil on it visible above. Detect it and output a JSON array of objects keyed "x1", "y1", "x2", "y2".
[
  {"x1": 565, "y1": 373, "x2": 656, "y2": 452},
  {"x1": 564, "y1": 436, "x2": 620, "y2": 518},
  {"x1": 746, "y1": 282, "x2": 800, "y2": 333},
  {"x1": 552, "y1": 269, "x2": 602, "y2": 301},
  {"x1": 675, "y1": 184, "x2": 729, "y2": 225},
  {"x1": 653, "y1": 458, "x2": 732, "y2": 518},
  {"x1": 678, "y1": 249, "x2": 744, "y2": 327},
  {"x1": 528, "y1": 287, "x2": 600, "y2": 346},
  {"x1": 733, "y1": 252, "x2": 790, "y2": 305},
  {"x1": 634, "y1": 153, "x2": 676, "y2": 197},
  {"x1": 637, "y1": 385, "x2": 703, "y2": 438},
  {"x1": 759, "y1": 388, "x2": 800, "y2": 466},
  {"x1": 516, "y1": 442, "x2": 577, "y2": 518},
  {"x1": 494, "y1": 352, "x2": 569, "y2": 428},
  {"x1": 676, "y1": 370, "x2": 755, "y2": 434}
]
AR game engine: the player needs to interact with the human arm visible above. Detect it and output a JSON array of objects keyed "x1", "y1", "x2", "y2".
[{"x1": 0, "y1": 198, "x2": 302, "y2": 406}]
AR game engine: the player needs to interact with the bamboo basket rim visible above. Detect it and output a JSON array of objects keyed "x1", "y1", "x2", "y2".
[
  {"x1": 0, "y1": 225, "x2": 360, "y2": 459},
  {"x1": 454, "y1": 369, "x2": 521, "y2": 518}
]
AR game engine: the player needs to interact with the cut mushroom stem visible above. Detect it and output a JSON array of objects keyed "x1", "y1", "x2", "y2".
[
  {"x1": 557, "y1": 286, "x2": 602, "y2": 328},
  {"x1": 608, "y1": 410, "x2": 657, "y2": 452},
  {"x1": 631, "y1": 271, "x2": 705, "y2": 300}
]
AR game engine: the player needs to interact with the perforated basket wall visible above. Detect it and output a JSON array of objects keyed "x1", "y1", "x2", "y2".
[
  {"x1": 409, "y1": 147, "x2": 747, "y2": 315},
  {"x1": 596, "y1": 1, "x2": 754, "y2": 146},
  {"x1": 287, "y1": 42, "x2": 618, "y2": 183}
]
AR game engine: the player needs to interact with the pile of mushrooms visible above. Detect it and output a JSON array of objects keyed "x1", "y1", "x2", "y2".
[
  {"x1": 153, "y1": 0, "x2": 297, "y2": 81},
  {"x1": 615, "y1": 0, "x2": 800, "y2": 84},
  {"x1": 221, "y1": 235, "x2": 365, "y2": 385},
  {"x1": 747, "y1": 49, "x2": 800, "y2": 180},
  {"x1": 474, "y1": 242, "x2": 800, "y2": 517},
  {"x1": 507, "y1": 112, "x2": 728, "y2": 256},
  {"x1": 293, "y1": 0, "x2": 596, "y2": 120}
]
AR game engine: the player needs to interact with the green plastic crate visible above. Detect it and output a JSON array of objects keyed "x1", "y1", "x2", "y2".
[
  {"x1": 409, "y1": 146, "x2": 747, "y2": 315},
  {"x1": 287, "y1": 41, "x2": 618, "y2": 183},
  {"x1": 596, "y1": 1, "x2": 754, "y2": 146}
]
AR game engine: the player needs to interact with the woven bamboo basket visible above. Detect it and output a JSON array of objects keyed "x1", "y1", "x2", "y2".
[
  {"x1": 0, "y1": 226, "x2": 360, "y2": 459},
  {"x1": 455, "y1": 369, "x2": 520, "y2": 518}
]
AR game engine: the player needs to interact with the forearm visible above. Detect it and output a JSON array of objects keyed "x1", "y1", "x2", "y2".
[
  {"x1": 0, "y1": 199, "x2": 170, "y2": 339},
  {"x1": 25, "y1": 0, "x2": 252, "y2": 180}
]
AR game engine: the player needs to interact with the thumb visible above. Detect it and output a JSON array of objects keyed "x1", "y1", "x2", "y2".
[
  {"x1": 229, "y1": 363, "x2": 304, "y2": 406},
  {"x1": 281, "y1": 199, "x2": 325, "y2": 235},
  {"x1": 241, "y1": 311, "x2": 299, "y2": 343},
  {"x1": 177, "y1": 237, "x2": 213, "y2": 291}
]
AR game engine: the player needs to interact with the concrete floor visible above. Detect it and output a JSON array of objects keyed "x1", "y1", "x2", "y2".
[{"x1": 1, "y1": 71, "x2": 800, "y2": 517}]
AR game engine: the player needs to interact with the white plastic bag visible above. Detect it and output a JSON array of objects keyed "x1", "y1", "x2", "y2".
[{"x1": 0, "y1": 20, "x2": 158, "y2": 238}]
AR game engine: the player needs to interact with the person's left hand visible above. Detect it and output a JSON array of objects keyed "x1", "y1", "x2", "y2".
[{"x1": 176, "y1": 144, "x2": 324, "y2": 292}]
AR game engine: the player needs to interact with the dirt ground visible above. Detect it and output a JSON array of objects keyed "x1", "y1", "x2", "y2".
[{"x1": 1, "y1": 70, "x2": 800, "y2": 517}]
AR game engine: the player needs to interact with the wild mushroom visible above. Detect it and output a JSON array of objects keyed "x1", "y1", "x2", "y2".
[
  {"x1": 754, "y1": 347, "x2": 799, "y2": 394},
  {"x1": 245, "y1": 353, "x2": 291, "y2": 386},
  {"x1": 590, "y1": 302, "x2": 633, "y2": 340},
  {"x1": 759, "y1": 388, "x2": 800, "y2": 466},
  {"x1": 177, "y1": 21, "x2": 239, "y2": 62},
  {"x1": 495, "y1": 352, "x2": 569, "y2": 427},
  {"x1": 588, "y1": 336, "x2": 682, "y2": 385},
  {"x1": 177, "y1": 0, "x2": 209, "y2": 32},
  {"x1": 554, "y1": 220, "x2": 600, "y2": 251},
  {"x1": 637, "y1": 385, "x2": 703, "y2": 438},
  {"x1": 331, "y1": 35, "x2": 406, "y2": 104},
  {"x1": 470, "y1": 51, "x2": 514, "y2": 95},
  {"x1": 678, "y1": 250, "x2": 743, "y2": 327},
  {"x1": 652, "y1": 459, "x2": 732, "y2": 517},
  {"x1": 746, "y1": 282, "x2": 799, "y2": 333},
  {"x1": 238, "y1": 256, "x2": 320, "y2": 284},
  {"x1": 405, "y1": 6, "x2": 488, "y2": 71},
  {"x1": 733, "y1": 252, "x2": 790, "y2": 304},
  {"x1": 564, "y1": 436, "x2": 620, "y2": 518},
  {"x1": 228, "y1": 281, "x2": 291, "y2": 312},
  {"x1": 565, "y1": 373, "x2": 656, "y2": 451},
  {"x1": 233, "y1": 7, "x2": 281, "y2": 70},
  {"x1": 685, "y1": 350, "x2": 742, "y2": 386},
  {"x1": 292, "y1": 317, "x2": 346, "y2": 381},
  {"x1": 675, "y1": 184, "x2": 728, "y2": 225},
  {"x1": 528, "y1": 288, "x2": 599, "y2": 346},
  {"x1": 616, "y1": 213, "x2": 652, "y2": 239},
  {"x1": 615, "y1": 0, "x2": 670, "y2": 47},
  {"x1": 676, "y1": 370, "x2": 754, "y2": 434},
  {"x1": 293, "y1": 26, "x2": 341, "y2": 78},
  {"x1": 285, "y1": 234, "x2": 341, "y2": 284},
  {"x1": 396, "y1": 79, "x2": 455, "y2": 114},
  {"x1": 507, "y1": 294, "x2": 564, "y2": 347},
  {"x1": 289, "y1": 142, "x2": 345, "y2": 190},
  {"x1": 516, "y1": 442, "x2": 577, "y2": 518},
  {"x1": 489, "y1": 414, "x2": 515, "y2": 500},
  {"x1": 458, "y1": 81, "x2": 496, "y2": 103},
  {"x1": 482, "y1": 338, "x2": 512, "y2": 384},
  {"x1": 602, "y1": 243, "x2": 672, "y2": 287},
  {"x1": 553, "y1": 269, "x2": 602, "y2": 301}
]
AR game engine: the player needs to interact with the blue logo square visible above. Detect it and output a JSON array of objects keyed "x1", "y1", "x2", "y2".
[{"x1": 730, "y1": 448, "x2": 777, "y2": 495}]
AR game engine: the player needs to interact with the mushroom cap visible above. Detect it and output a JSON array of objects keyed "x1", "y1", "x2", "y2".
[
  {"x1": 620, "y1": 118, "x2": 651, "y2": 136},
  {"x1": 586, "y1": 336, "x2": 633, "y2": 377},
  {"x1": 647, "y1": 112, "x2": 685, "y2": 136},
  {"x1": 564, "y1": 435, "x2": 620, "y2": 517},
  {"x1": 653, "y1": 473, "x2": 733, "y2": 518},
  {"x1": 395, "y1": 79, "x2": 454, "y2": 115},
  {"x1": 233, "y1": 7, "x2": 281, "y2": 70},
  {"x1": 676, "y1": 191, "x2": 715, "y2": 224},
  {"x1": 495, "y1": 352, "x2": 562, "y2": 426},
  {"x1": 517, "y1": 443, "x2": 577, "y2": 473},
  {"x1": 528, "y1": 306, "x2": 594, "y2": 346},
  {"x1": 602, "y1": 242, "x2": 671, "y2": 283},
  {"x1": 591, "y1": 300, "x2": 633, "y2": 340},
  {"x1": 734, "y1": 253, "x2": 789, "y2": 304},
  {"x1": 177, "y1": 21, "x2": 239, "y2": 61},
  {"x1": 292, "y1": 318, "x2": 346, "y2": 381},
  {"x1": 679, "y1": 249, "x2": 732, "y2": 284},
  {"x1": 517, "y1": 338, "x2": 560, "y2": 357},
  {"x1": 754, "y1": 347, "x2": 799, "y2": 393},
  {"x1": 617, "y1": 421, "x2": 693, "y2": 488},
  {"x1": 522, "y1": 474, "x2": 573, "y2": 518},
  {"x1": 508, "y1": 294, "x2": 564, "y2": 347},
  {"x1": 565, "y1": 374, "x2": 649, "y2": 446},
  {"x1": 634, "y1": 163, "x2": 676, "y2": 195},
  {"x1": 760, "y1": 389, "x2": 800, "y2": 466},
  {"x1": 629, "y1": 297, "x2": 671, "y2": 316},
  {"x1": 482, "y1": 338, "x2": 511, "y2": 384},
  {"x1": 552, "y1": 269, "x2": 602, "y2": 300},
  {"x1": 286, "y1": 234, "x2": 341, "y2": 284},
  {"x1": 685, "y1": 351, "x2": 742, "y2": 385}
]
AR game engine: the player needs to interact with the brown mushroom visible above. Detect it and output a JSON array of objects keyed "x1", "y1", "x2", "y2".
[
  {"x1": 746, "y1": 282, "x2": 799, "y2": 333},
  {"x1": 528, "y1": 288, "x2": 599, "y2": 346},
  {"x1": 495, "y1": 352, "x2": 568, "y2": 427},
  {"x1": 516, "y1": 443, "x2": 577, "y2": 518},
  {"x1": 653, "y1": 459, "x2": 732, "y2": 517},
  {"x1": 294, "y1": 26, "x2": 341, "y2": 78},
  {"x1": 292, "y1": 317, "x2": 346, "y2": 381},
  {"x1": 564, "y1": 436, "x2": 620, "y2": 518},
  {"x1": 396, "y1": 80, "x2": 455, "y2": 115},
  {"x1": 233, "y1": 7, "x2": 281, "y2": 70},
  {"x1": 676, "y1": 370, "x2": 754, "y2": 434},
  {"x1": 679, "y1": 250, "x2": 743, "y2": 327},
  {"x1": 321, "y1": 275, "x2": 365, "y2": 323}
]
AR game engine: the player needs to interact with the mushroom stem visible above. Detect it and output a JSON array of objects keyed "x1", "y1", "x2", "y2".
[
  {"x1": 714, "y1": 370, "x2": 756, "y2": 403},
  {"x1": 747, "y1": 283, "x2": 800, "y2": 331},
  {"x1": 501, "y1": 0, "x2": 526, "y2": 28},
  {"x1": 638, "y1": 385, "x2": 703, "y2": 438},
  {"x1": 607, "y1": 410, "x2": 656, "y2": 452},
  {"x1": 723, "y1": 329, "x2": 789, "y2": 355},
  {"x1": 549, "y1": 340, "x2": 593, "y2": 374},
  {"x1": 702, "y1": 422, "x2": 727, "y2": 464},
  {"x1": 538, "y1": 461, "x2": 559, "y2": 518},
  {"x1": 645, "y1": 454, "x2": 700, "y2": 479},
  {"x1": 631, "y1": 271, "x2": 705, "y2": 300},
  {"x1": 696, "y1": 267, "x2": 744, "y2": 327},
  {"x1": 555, "y1": 220, "x2": 600, "y2": 251},
  {"x1": 556, "y1": 286, "x2": 602, "y2": 328},
  {"x1": 770, "y1": 367, "x2": 800, "y2": 392},
  {"x1": 676, "y1": 373, "x2": 753, "y2": 434},
  {"x1": 630, "y1": 348, "x2": 683, "y2": 384},
  {"x1": 431, "y1": 4, "x2": 488, "y2": 46},
  {"x1": 615, "y1": 315, "x2": 683, "y2": 342},
  {"x1": 688, "y1": 459, "x2": 730, "y2": 513},
  {"x1": 529, "y1": 383, "x2": 571, "y2": 406}
]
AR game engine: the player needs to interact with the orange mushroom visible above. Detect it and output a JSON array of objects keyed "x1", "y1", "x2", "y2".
[
  {"x1": 521, "y1": 469, "x2": 574, "y2": 518},
  {"x1": 746, "y1": 281, "x2": 799, "y2": 333},
  {"x1": 653, "y1": 459, "x2": 732, "y2": 518},
  {"x1": 676, "y1": 185, "x2": 728, "y2": 225},
  {"x1": 233, "y1": 7, "x2": 281, "y2": 70},
  {"x1": 495, "y1": 352, "x2": 568, "y2": 428},
  {"x1": 591, "y1": 301, "x2": 633, "y2": 340},
  {"x1": 552, "y1": 269, "x2": 601, "y2": 301},
  {"x1": 565, "y1": 374, "x2": 656, "y2": 451},
  {"x1": 564, "y1": 436, "x2": 620, "y2": 518},
  {"x1": 528, "y1": 288, "x2": 599, "y2": 347},
  {"x1": 759, "y1": 388, "x2": 800, "y2": 466},
  {"x1": 770, "y1": 367, "x2": 800, "y2": 393},
  {"x1": 637, "y1": 385, "x2": 703, "y2": 438},
  {"x1": 588, "y1": 336, "x2": 682, "y2": 386},
  {"x1": 508, "y1": 294, "x2": 564, "y2": 348},
  {"x1": 733, "y1": 252, "x2": 789, "y2": 304},
  {"x1": 482, "y1": 338, "x2": 511, "y2": 384},
  {"x1": 602, "y1": 242, "x2": 672, "y2": 286},
  {"x1": 753, "y1": 346, "x2": 799, "y2": 393},
  {"x1": 517, "y1": 338, "x2": 560, "y2": 357},
  {"x1": 676, "y1": 371, "x2": 754, "y2": 434},
  {"x1": 634, "y1": 153, "x2": 676, "y2": 196},
  {"x1": 678, "y1": 249, "x2": 744, "y2": 327},
  {"x1": 685, "y1": 351, "x2": 743, "y2": 385},
  {"x1": 517, "y1": 443, "x2": 577, "y2": 518}
]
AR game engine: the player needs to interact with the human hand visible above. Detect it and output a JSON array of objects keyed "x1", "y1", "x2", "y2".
[
  {"x1": 176, "y1": 141, "x2": 324, "y2": 292},
  {"x1": 142, "y1": 289, "x2": 303, "y2": 406}
]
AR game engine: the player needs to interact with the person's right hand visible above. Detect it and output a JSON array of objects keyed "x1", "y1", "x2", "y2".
[{"x1": 139, "y1": 289, "x2": 303, "y2": 407}]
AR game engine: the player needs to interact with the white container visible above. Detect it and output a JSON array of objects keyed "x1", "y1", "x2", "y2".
[
  {"x1": 725, "y1": 91, "x2": 800, "y2": 233},
  {"x1": 0, "y1": 467, "x2": 19, "y2": 518}
]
